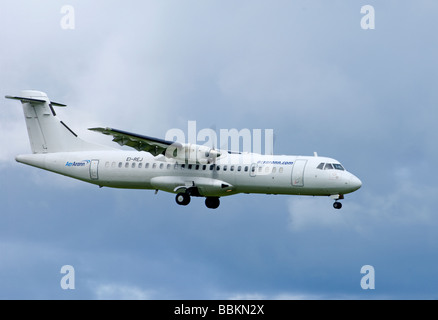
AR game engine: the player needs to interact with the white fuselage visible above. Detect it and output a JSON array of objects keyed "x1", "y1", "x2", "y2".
[
  {"x1": 7, "y1": 90, "x2": 362, "y2": 209},
  {"x1": 16, "y1": 150, "x2": 362, "y2": 198}
]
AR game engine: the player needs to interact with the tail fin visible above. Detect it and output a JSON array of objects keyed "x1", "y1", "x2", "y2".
[{"x1": 6, "y1": 90, "x2": 108, "y2": 153}]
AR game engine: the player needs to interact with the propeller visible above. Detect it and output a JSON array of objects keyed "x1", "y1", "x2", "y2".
[{"x1": 205, "y1": 124, "x2": 222, "y2": 164}]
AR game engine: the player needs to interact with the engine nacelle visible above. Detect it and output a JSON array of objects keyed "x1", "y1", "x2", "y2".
[{"x1": 165, "y1": 143, "x2": 221, "y2": 164}]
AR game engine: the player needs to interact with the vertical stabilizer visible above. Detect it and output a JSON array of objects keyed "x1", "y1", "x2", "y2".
[{"x1": 6, "y1": 90, "x2": 108, "y2": 153}]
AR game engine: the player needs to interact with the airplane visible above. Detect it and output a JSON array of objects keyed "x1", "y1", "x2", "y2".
[{"x1": 6, "y1": 90, "x2": 362, "y2": 210}]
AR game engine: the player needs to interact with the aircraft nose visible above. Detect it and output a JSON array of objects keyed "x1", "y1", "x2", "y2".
[{"x1": 349, "y1": 174, "x2": 362, "y2": 191}]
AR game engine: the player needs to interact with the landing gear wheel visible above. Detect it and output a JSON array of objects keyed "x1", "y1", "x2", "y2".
[
  {"x1": 333, "y1": 201, "x2": 342, "y2": 209},
  {"x1": 205, "y1": 197, "x2": 220, "y2": 209},
  {"x1": 176, "y1": 192, "x2": 190, "y2": 206}
]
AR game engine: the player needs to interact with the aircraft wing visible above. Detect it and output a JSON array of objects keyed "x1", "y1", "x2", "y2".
[{"x1": 89, "y1": 127, "x2": 182, "y2": 156}]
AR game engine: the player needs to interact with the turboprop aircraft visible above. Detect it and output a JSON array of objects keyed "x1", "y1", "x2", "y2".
[{"x1": 6, "y1": 90, "x2": 361, "y2": 209}]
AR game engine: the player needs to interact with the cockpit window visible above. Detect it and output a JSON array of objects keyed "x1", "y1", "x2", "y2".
[
  {"x1": 318, "y1": 162, "x2": 345, "y2": 170},
  {"x1": 324, "y1": 163, "x2": 334, "y2": 170}
]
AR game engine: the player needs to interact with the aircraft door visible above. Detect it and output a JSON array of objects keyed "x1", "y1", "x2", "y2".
[
  {"x1": 249, "y1": 163, "x2": 257, "y2": 177},
  {"x1": 90, "y1": 159, "x2": 99, "y2": 180},
  {"x1": 291, "y1": 159, "x2": 307, "y2": 187}
]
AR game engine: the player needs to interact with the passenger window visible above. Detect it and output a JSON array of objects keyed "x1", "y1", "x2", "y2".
[
  {"x1": 105, "y1": 162, "x2": 110, "y2": 168},
  {"x1": 202, "y1": 165, "x2": 207, "y2": 170},
  {"x1": 279, "y1": 167, "x2": 284, "y2": 173},
  {"x1": 138, "y1": 163, "x2": 143, "y2": 169},
  {"x1": 324, "y1": 163, "x2": 333, "y2": 170},
  {"x1": 167, "y1": 164, "x2": 171, "y2": 170},
  {"x1": 145, "y1": 163, "x2": 150, "y2": 169},
  {"x1": 265, "y1": 167, "x2": 270, "y2": 173},
  {"x1": 188, "y1": 164, "x2": 192, "y2": 170},
  {"x1": 223, "y1": 165, "x2": 227, "y2": 171},
  {"x1": 125, "y1": 162, "x2": 129, "y2": 168},
  {"x1": 174, "y1": 164, "x2": 178, "y2": 170},
  {"x1": 153, "y1": 163, "x2": 157, "y2": 169},
  {"x1": 317, "y1": 163, "x2": 324, "y2": 170},
  {"x1": 216, "y1": 166, "x2": 220, "y2": 171},
  {"x1": 230, "y1": 166, "x2": 234, "y2": 171},
  {"x1": 181, "y1": 164, "x2": 185, "y2": 169},
  {"x1": 244, "y1": 166, "x2": 249, "y2": 172},
  {"x1": 111, "y1": 162, "x2": 116, "y2": 168},
  {"x1": 118, "y1": 162, "x2": 123, "y2": 168},
  {"x1": 195, "y1": 165, "x2": 200, "y2": 170},
  {"x1": 210, "y1": 164, "x2": 215, "y2": 170},
  {"x1": 131, "y1": 163, "x2": 136, "y2": 168},
  {"x1": 237, "y1": 166, "x2": 242, "y2": 172},
  {"x1": 258, "y1": 167, "x2": 263, "y2": 173},
  {"x1": 159, "y1": 163, "x2": 164, "y2": 169},
  {"x1": 272, "y1": 167, "x2": 276, "y2": 174}
]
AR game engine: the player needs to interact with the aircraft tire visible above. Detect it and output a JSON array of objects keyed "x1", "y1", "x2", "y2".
[
  {"x1": 205, "y1": 197, "x2": 220, "y2": 209},
  {"x1": 176, "y1": 192, "x2": 190, "y2": 206},
  {"x1": 333, "y1": 202, "x2": 342, "y2": 209}
]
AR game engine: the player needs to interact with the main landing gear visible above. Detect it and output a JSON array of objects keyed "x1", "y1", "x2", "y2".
[
  {"x1": 175, "y1": 192, "x2": 220, "y2": 209},
  {"x1": 175, "y1": 192, "x2": 191, "y2": 206},
  {"x1": 205, "y1": 197, "x2": 220, "y2": 209}
]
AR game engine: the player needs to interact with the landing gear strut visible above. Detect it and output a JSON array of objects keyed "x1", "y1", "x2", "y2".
[{"x1": 333, "y1": 201, "x2": 342, "y2": 209}]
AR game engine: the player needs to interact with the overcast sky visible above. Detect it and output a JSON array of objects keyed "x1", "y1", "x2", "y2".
[{"x1": 1, "y1": 0, "x2": 438, "y2": 299}]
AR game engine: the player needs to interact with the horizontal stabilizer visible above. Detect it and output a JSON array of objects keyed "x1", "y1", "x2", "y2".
[{"x1": 5, "y1": 95, "x2": 66, "y2": 107}]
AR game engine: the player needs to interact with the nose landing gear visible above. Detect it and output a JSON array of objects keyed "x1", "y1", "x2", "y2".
[
  {"x1": 331, "y1": 194, "x2": 344, "y2": 209},
  {"x1": 333, "y1": 201, "x2": 342, "y2": 209}
]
